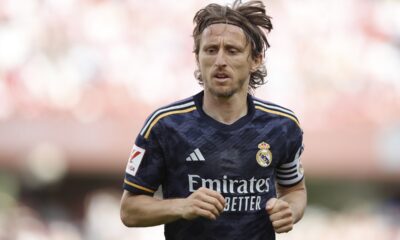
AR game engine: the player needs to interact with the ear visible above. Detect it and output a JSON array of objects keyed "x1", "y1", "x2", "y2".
[
  {"x1": 250, "y1": 54, "x2": 262, "y2": 72},
  {"x1": 195, "y1": 54, "x2": 200, "y2": 69}
]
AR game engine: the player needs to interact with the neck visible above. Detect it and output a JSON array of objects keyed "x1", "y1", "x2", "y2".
[{"x1": 202, "y1": 90, "x2": 248, "y2": 125}]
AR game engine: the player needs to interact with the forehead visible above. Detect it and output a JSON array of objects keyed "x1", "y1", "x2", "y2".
[{"x1": 200, "y1": 23, "x2": 247, "y2": 44}]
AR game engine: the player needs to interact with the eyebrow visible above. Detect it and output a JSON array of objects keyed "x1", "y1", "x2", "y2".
[
  {"x1": 224, "y1": 43, "x2": 244, "y2": 50},
  {"x1": 202, "y1": 42, "x2": 245, "y2": 50}
]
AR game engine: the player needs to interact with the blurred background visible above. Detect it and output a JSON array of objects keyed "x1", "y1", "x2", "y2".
[{"x1": 0, "y1": 0, "x2": 399, "y2": 239}]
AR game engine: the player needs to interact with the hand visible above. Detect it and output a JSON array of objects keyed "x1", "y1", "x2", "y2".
[
  {"x1": 266, "y1": 198, "x2": 294, "y2": 233},
  {"x1": 180, "y1": 187, "x2": 225, "y2": 221}
]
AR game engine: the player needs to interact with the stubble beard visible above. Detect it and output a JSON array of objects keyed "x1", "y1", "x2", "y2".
[{"x1": 207, "y1": 77, "x2": 247, "y2": 99}]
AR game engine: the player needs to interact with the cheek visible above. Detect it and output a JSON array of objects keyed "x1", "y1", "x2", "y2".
[
  {"x1": 230, "y1": 59, "x2": 251, "y2": 75},
  {"x1": 229, "y1": 56, "x2": 250, "y2": 67},
  {"x1": 199, "y1": 56, "x2": 215, "y2": 70}
]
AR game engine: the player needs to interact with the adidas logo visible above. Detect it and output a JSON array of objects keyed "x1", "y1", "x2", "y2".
[{"x1": 186, "y1": 148, "x2": 205, "y2": 161}]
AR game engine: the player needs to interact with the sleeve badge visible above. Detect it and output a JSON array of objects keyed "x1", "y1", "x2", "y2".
[{"x1": 126, "y1": 144, "x2": 146, "y2": 176}]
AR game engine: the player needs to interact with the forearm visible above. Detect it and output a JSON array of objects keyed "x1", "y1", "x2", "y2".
[
  {"x1": 120, "y1": 191, "x2": 184, "y2": 227},
  {"x1": 277, "y1": 180, "x2": 307, "y2": 223},
  {"x1": 279, "y1": 188, "x2": 306, "y2": 223}
]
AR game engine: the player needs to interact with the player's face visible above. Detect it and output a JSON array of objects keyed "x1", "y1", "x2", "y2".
[{"x1": 197, "y1": 24, "x2": 261, "y2": 98}]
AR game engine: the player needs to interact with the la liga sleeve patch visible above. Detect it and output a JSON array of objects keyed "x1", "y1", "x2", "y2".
[{"x1": 126, "y1": 144, "x2": 146, "y2": 176}]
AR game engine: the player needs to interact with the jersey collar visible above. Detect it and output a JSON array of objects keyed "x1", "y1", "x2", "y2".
[{"x1": 193, "y1": 91, "x2": 255, "y2": 131}]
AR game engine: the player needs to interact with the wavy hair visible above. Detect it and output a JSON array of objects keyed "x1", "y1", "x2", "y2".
[{"x1": 193, "y1": 0, "x2": 273, "y2": 90}]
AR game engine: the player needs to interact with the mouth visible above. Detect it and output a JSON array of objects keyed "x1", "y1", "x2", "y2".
[{"x1": 213, "y1": 72, "x2": 230, "y2": 82}]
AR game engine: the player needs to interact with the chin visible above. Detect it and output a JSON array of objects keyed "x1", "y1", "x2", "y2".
[{"x1": 209, "y1": 87, "x2": 237, "y2": 98}]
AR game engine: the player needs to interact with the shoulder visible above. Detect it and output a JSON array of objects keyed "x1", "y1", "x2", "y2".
[
  {"x1": 139, "y1": 96, "x2": 197, "y2": 139},
  {"x1": 252, "y1": 97, "x2": 301, "y2": 128}
]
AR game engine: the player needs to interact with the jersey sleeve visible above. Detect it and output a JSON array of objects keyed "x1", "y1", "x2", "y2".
[
  {"x1": 123, "y1": 121, "x2": 166, "y2": 196},
  {"x1": 276, "y1": 122, "x2": 305, "y2": 187}
]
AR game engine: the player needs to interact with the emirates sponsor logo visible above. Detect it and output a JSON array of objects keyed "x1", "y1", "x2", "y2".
[{"x1": 188, "y1": 174, "x2": 271, "y2": 212}]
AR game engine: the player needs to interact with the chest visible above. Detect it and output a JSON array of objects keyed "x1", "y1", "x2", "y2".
[{"x1": 162, "y1": 121, "x2": 290, "y2": 179}]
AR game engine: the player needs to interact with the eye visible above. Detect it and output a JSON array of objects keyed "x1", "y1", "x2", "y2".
[
  {"x1": 228, "y1": 48, "x2": 238, "y2": 54},
  {"x1": 206, "y1": 47, "x2": 217, "y2": 54}
]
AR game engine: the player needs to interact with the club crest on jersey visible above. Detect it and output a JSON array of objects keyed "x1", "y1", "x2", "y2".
[{"x1": 256, "y1": 142, "x2": 272, "y2": 167}]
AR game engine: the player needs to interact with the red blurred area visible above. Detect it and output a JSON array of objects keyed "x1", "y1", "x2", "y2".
[{"x1": 0, "y1": 0, "x2": 399, "y2": 181}]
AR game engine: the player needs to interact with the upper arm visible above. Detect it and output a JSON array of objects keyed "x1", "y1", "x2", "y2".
[
  {"x1": 121, "y1": 189, "x2": 134, "y2": 203},
  {"x1": 123, "y1": 123, "x2": 166, "y2": 196},
  {"x1": 276, "y1": 143, "x2": 305, "y2": 187},
  {"x1": 120, "y1": 190, "x2": 161, "y2": 227},
  {"x1": 276, "y1": 121, "x2": 305, "y2": 187},
  {"x1": 120, "y1": 190, "x2": 142, "y2": 212}
]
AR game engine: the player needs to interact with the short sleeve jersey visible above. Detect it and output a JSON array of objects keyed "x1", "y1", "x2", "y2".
[{"x1": 123, "y1": 91, "x2": 304, "y2": 240}]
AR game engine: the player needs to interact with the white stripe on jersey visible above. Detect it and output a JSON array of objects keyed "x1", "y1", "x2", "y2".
[
  {"x1": 190, "y1": 152, "x2": 198, "y2": 161},
  {"x1": 276, "y1": 145, "x2": 304, "y2": 186},
  {"x1": 194, "y1": 148, "x2": 205, "y2": 161},
  {"x1": 276, "y1": 168, "x2": 297, "y2": 173},
  {"x1": 277, "y1": 171, "x2": 298, "y2": 178},
  {"x1": 253, "y1": 100, "x2": 296, "y2": 117},
  {"x1": 279, "y1": 158, "x2": 298, "y2": 168},
  {"x1": 277, "y1": 175, "x2": 303, "y2": 186},
  {"x1": 140, "y1": 101, "x2": 195, "y2": 136}
]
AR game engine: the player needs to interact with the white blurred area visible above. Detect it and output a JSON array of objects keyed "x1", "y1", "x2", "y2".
[{"x1": 0, "y1": 0, "x2": 400, "y2": 239}]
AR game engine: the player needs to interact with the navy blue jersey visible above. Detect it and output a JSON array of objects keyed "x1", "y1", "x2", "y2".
[{"x1": 124, "y1": 91, "x2": 304, "y2": 240}]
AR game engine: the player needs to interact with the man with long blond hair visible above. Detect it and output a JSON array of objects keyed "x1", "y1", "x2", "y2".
[{"x1": 120, "y1": 1, "x2": 307, "y2": 239}]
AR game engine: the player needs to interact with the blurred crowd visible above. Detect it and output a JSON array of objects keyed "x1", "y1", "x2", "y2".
[
  {"x1": 0, "y1": 0, "x2": 399, "y2": 123},
  {"x1": 0, "y1": 189, "x2": 164, "y2": 240},
  {"x1": 0, "y1": 189, "x2": 399, "y2": 240}
]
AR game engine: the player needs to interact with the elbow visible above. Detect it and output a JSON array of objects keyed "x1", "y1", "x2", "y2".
[
  {"x1": 120, "y1": 205, "x2": 141, "y2": 227},
  {"x1": 120, "y1": 210, "x2": 131, "y2": 227}
]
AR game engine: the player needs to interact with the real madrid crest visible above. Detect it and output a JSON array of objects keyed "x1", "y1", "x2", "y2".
[{"x1": 256, "y1": 142, "x2": 272, "y2": 167}]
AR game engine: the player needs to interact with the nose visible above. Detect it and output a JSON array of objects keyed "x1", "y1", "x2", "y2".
[{"x1": 214, "y1": 49, "x2": 227, "y2": 68}]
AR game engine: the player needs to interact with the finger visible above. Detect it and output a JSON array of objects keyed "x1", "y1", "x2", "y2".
[
  {"x1": 193, "y1": 207, "x2": 218, "y2": 220},
  {"x1": 206, "y1": 196, "x2": 225, "y2": 213},
  {"x1": 199, "y1": 187, "x2": 225, "y2": 208},
  {"x1": 195, "y1": 199, "x2": 221, "y2": 218},
  {"x1": 269, "y1": 208, "x2": 292, "y2": 222},
  {"x1": 202, "y1": 194, "x2": 225, "y2": 213},
  {"x1": 271, "y1": 218, "x2": 293, "y2": 230},
  {"x1": 194, "y1": 187, "x2": 225, "y2": 212},
  {"x1": 267, "y1": 200, "x2": 290, "y2": 215},
  {"x1": 275, "y1": 224, "x2": 293, "y2": 234},
  {"x1": 266, "y1": 198, "x2": 278, "y2": 212}
]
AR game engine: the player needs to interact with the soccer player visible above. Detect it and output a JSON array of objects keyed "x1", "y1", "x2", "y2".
[{"x1": 120, "y1": 1, "x2": 307, "y2": 239}]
